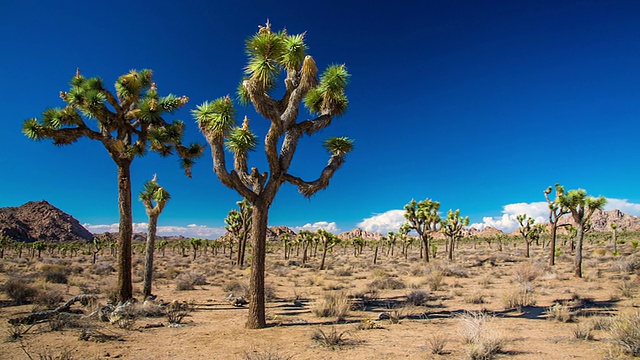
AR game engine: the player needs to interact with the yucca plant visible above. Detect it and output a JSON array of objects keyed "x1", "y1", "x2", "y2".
[
  {"x1": 194, "y1": 21, "x2": 354, "y2": 329},
  {"x1": 23, "y1": 69, "x2": 204, "y2": 302}
]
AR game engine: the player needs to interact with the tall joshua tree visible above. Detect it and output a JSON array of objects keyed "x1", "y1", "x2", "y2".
[
  {"x1": 403, "y1": 198, "x2": 441, "y2": 262},
  {"x1": 517, "y1": 214, "x2": 539, "y2": 258},
  {"x1": 559, "y1": 189, "x2": 606, "y2": 277},
  {"x1": 140, "y1": 175, "x2": 170, "y2": 299},
  {"x1": 23, "y1": 69, "x2": 203, "y2": 302},
  {"x1": 544, "y1": 184, "x2": 569, "y2": 266},
  {"x1": 193, "y1": 22, "x2": 353, "y2": 329},
  {"x1": 442, "y1": 209, "x2": 469, "y2": 261}
]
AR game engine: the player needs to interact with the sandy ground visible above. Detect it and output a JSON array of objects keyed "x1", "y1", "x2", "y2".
[{"x1": 1, "y1": 240, "x2": 638, "y2": 359}]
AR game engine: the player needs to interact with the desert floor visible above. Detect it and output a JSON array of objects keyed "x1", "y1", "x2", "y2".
[{"x1": 1, "y1": 239, "x2": 640, "y2": 359}]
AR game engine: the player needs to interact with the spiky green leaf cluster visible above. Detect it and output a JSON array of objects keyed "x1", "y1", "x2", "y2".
[
  {"x1": 225, "y1": 126, "x2": 258, "y2": 154},
  {"x1": 140, "y1": 178, "x2": 171, "y2": 204},
  {"x1": 244, "y1": 24, "x2": 307, "y2": 92},
  {"x1": 304, "y1": 64, "x2": 350, "y2": 116},
  {"x1": 323, "y1": 136, "x2": 354, "y2": 155},
  {"x1": 192, "y1": 97, "x2": 236, "y2": 137},
  {"x1": 115, "y1": 69, "x2": 153, "y2": 101}
]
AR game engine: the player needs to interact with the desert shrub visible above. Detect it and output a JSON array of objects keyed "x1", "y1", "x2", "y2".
[
  {"x1": 427, "y1": 334, "x2": 448, "y2": 355},
  {"x1": 464, "y1": 291, "x2": 486, "y2": 304},
  {"x1": 312, "y1": 292, "x2": 350, "y2": 321},
  {"x1": 458, "y1": 311, "x2": 508, "y2": 360},
  {"x1": 33, "y1": 289, "x2": 64, "y2": 308},
  {"x1": 311, "y1": 326, "x2": 357, "y2": 349},
  {"x1": 502, "y1": 284, "x2": 536, "y2": 312},
  {"x1": 546, "y1": 303, "x2": 574, "y2": 322},
  {"x1": 223, "y1": 280, "x2": 249, "y2": 297},
  {"x1": 573, "y1": 323, "x2": 594, "y2": 341},
  {"x1": 441, "y1": 263, "x2": 468, "y2": 278},
  {"x1": 90, "y1": 263, "x2": 116, "y2": 275},
  {"x1": 243, "y1": 349, "x2": 293, "y2": 360},
  {"x1": 405, "y1": 290, "x2": 429, "y2": 306},
  {"x1": 333, "y1": 267, "x2": 352, "y2": 277},
  {"x1": 164, "y1": 266, "x2": 181, "y2": 279},
  {"x1": 425, "y1": 270, "x2": 444, "y2": 291},
  {"x1": 3, "y1": 277, "x2": 39, "y2": 304},
  {"x1": 356, "y1": 318, "x2": 383, "y2": 330},
  {"x1": 618, "y1": 280, "x2": 637, "y2": 298},
  {"x1": 174, "y1": 272, "x2": 207, "y2": 291},
  {"x1": 264, "y1": 284, "x2": 278, "y2": 301},
  {"x1": 612, "y1": 257, "x2": 640, "y2": 273},
  {"x1": 512, "y1": 262, "x2": 542, "y2": 285},
  {"x1": 166, "y1": 300, "x2": 193, "y2": 324},
  {"x1": 368, "y1": 277, "x2": 406, "y2": 290},
  {"x1": 608, "y1": 310, "x2": 640, "y2": 356}
]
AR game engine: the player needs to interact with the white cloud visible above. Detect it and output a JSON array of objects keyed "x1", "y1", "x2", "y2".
[
  {"x1": 357, "y1": 210, "x2": 406, "y2": 234},
  {"x1": 83, "y1": 223, "x2": 225, "y2": 239},
  {"x1": 294, "y1": 221, "x2": 339, "y2": 233},
  {"x1": 470, "y1": 202, "x2": 547, "y2": 233},
  {"x1": 605, "y1": 198, "x2": 640, "y2": 216}
]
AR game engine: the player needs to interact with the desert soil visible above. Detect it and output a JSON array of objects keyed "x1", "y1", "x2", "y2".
[{"x1": 1, "y1": 240, "x2": 639, "y2": 359}]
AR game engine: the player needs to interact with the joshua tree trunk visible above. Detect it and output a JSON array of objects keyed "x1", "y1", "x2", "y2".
[
  {"x1": 246, "y1": 203, "x2": 268, "y2": 329},
  {"x1": 421, "y1": 235, "x2": 430, "y2": 263},
  {"x1": 373, "y1": 244, "x2": 379, "y2": 265},
  {"x1": 143, "y1": 214, "x2": 159, "y2": 298},
  {"x1": 448, "y1": 237, "x2": 454, "y2": 261},
  {"x1": 116, "y1": 162, "x2": 133, "y2": 303},
  {"x1": 574, "y1": 226, "x2": 584, "y2": 278},
  {"x1": 549, "y1": 223, "x2": 558, "y2": 265}
]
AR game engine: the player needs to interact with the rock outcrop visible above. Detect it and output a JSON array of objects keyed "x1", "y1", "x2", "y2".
[{"x1": 0, "y1": 200, "x2": 93, "y2": 243}]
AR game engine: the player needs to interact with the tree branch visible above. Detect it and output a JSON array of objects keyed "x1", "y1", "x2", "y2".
[{"x1": 282, "y1": 154, "x2": 345, "y2": 198}]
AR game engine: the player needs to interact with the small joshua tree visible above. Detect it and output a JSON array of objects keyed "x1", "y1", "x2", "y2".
[
  {"x1": 224, "y1": 199, "x2": 253, "y2": 267},
  {"x1": 442, "y1": 209, "x2": 469, "y2": 261},
  {"x1": 544, "y1": 184, "x2": 570, "y2": 265},
  {"x1": 559, "y1": 189, "x2": 606, "y2": 277},
  {"x1": 403, "y1": 199, "x2": 441, "y2": 262},
  {"x1": 140, "y1": 175, "x2": 170, "y2": 299}
]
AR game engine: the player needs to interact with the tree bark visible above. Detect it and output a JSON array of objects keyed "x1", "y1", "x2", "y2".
[
  {"x1": 549, "y1": 223, "x2": 557, "y2": 266},
  {"x1": 116, "y1": 162, "x2": 133, "y2": 303},
  {"x1": 448, "y1": 236, "x2": 454, "y2": 261},
  {"x1": 246, "y1": 203, "x2": 268, "y2": 329},
  {"x1": 421, "y1": 233, "x2": 430, "y2": 263},
  {"x1": 143, "y1": 214, "x2": 158, "y2": 298},
  {"x1": 574, "y1": 226, "x2": 584, "y2": 277}
]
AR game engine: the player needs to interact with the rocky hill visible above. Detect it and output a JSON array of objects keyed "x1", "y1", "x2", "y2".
[{"x1": 0, "y1": 200, "x2": 94, "y2": 243}]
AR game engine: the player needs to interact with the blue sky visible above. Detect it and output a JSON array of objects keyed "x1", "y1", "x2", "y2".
[{"x1": 2, "y1": 1, "x2": 640, "y2": 238}]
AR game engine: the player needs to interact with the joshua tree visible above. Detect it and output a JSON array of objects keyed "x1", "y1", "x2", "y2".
[
  {"x1": 559, "y1": 189, "x2": 606, "y2": 277},
  {"x1": 224, "y1": 199, "x2": 253, "y2": 267},
  {"x1": 0, "y1": 236, "x2": 13, "y2": 259},
  {"x1": 193, "y1": 22, "x2": 353, "y2": 328},
  {"x1": 297, "y1": 230, "x2": 315, "y2": 265},
  {"x1": 544, "y1": 184, "x2": 570, "y2": 265},
  {"x1": 517, "y1": 214, "x2": 536, "y2": 258},
  {"x1": 403, "y1": 198, "x2": 441, "y2": 262},
  {"x1": 139, "y1": 175, "x2": 170, "y2": 298},
  {"x1": 23, "y1": 69, "x2": 203, "y2": 302},
  {"x1": 190, "y1": 238, "x2": 203, "y2": 260},
  {"x1": 317, "y1": 229, "x2": 340, "y2": 270},
  {"x1": 442, "y1": 209, "x2": 469, "y2": 261},
  {"x1": 91, "y1": 237, "x2": 106, "y2": 264}
]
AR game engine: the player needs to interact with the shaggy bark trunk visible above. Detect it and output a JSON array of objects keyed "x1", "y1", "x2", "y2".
[
  {"x1": 320, "y1": 242, "x2": 328, "y2": 270},
  {"x1": 448, "y1": 236, "x2": 454, "y2": 261},
  {"x1": 116, "y1": 162, "x2": 133, "y2": 303},
  {"x1": 246, "y1": 203, "x2": 268, "y2": 329},
  {"x1": 421, "y1": 233, "x2": 430, "y2": 263},
  {"x1": 549, "y1": 223, "x2": 557, "y2": 266},
  {"x1": 574, "y1": 226, "x2": 585, "y2": 278},
  {"x1": 143, "y1": 214, "x2": 158, "y2": 298}
]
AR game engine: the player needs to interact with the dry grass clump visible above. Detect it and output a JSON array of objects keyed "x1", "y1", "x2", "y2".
[
  {"x1": 311, "y1": 326, "x2": 359, "y2": 349},
  {"x1": 368, "y1": 277, "x2": 406, "y2": 290},
  {"x1": 612, "y1": 257, "x2": 640, "y2": 274},
  {"x1": 89, "y1": 263, "x2": 116, "y2": 275},
  {"x1": 502, "y1": 284, "x2": 536, "y2": 312},
  {"x1": 464, "y1": 290, "x2": 486, "y2": 304},
  {"x1": 425, "y1": 270, "x2": 445, "y2": 291},
  {"x1": 223, "y1": 280, "x2": 249, "y2": 297},
  {"x1": 243, "y1": 348, "x2": 293, "y2": 360},
  {"x1": 427, "y1": 334, "x2": 448, "y2": 355},
  {"x1": 546, "y1": 303, "x2": 575, "y2": 322},
  {"x1": 608, "y1": 310, "x2": 640, "y2": 356},
  {"x1": 458, "y1": 311, "x2": 509, "y2": 360},
  {"x1": 312, "y1": 292, "x2": 350, "y2": 321},
  {"x1": 512, "y1": 262, "x2": 543, "y2": 285},
  {"x1": 174, "y1": 272, "x2": 207, "y2": 291},
  {"x1": 405, "y1": 290, "x2": 429, "y2": 306}
]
